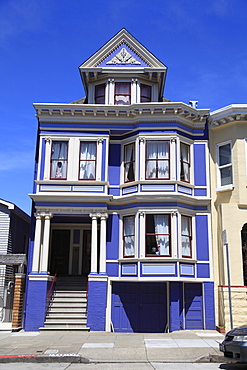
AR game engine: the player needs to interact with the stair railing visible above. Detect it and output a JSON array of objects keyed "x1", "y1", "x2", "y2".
[{"x1": 46, "y1": 273, "x2": 57, "y2": 314}]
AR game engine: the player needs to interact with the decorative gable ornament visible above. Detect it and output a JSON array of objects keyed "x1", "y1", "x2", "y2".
[{"x1": 106, "y1": 48, "x2": 141, "y2": 65}]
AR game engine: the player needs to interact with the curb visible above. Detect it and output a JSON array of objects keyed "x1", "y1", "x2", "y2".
[{"x1": 0, "y1": 354, "x2": 89, "y2": 363}]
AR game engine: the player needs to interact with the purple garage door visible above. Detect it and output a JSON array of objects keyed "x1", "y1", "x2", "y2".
[
  {"x1": 184, "y1": 283, "x2": 203, "y2": 329},
  {"x1": 112, "y1": 282, "x2": 167, "y2": 332}
]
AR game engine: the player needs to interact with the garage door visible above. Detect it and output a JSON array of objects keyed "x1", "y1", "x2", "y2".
[
  {"x1": 184, "y1": 283, "x2": 203, "y2": 329},
  {"x1": 111, "y1": 282, "x2": 167, "y2": 333}
]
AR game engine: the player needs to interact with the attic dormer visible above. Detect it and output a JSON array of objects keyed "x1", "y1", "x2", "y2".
[{"x1": 79, "y1": 29, "x2": 167, "y2": 105}]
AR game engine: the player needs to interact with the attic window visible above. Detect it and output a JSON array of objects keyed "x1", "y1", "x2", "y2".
[
  {"x1": 140, "y1": 84, "x2": 151, "y2": 102},
  {"x1": 95, "y1": 84, "x2": 105, "y2": 104},
  {"x1": 115, "y1": 83, "x2": 131, "y2": 105}
]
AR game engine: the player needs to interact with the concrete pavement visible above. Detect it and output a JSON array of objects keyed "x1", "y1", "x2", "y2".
[{"x1": 0, "y1": 329, "x2": 227, "y2": 364}]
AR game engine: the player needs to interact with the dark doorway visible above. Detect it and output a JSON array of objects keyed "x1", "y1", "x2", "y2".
[{"x1": 50, "y1": 230, "x2": 70, "y2": 275}]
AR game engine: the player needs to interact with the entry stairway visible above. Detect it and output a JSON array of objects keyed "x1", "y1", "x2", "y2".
[{"x1": 42, "y1": 276, "x2": 90, "y2": 331}]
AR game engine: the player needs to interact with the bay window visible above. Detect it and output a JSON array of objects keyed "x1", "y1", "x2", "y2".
[
  {"x1": 115, "y1": 82, "x2": 131, "y2": 105},
  {"x1": 146, "y1": 214, "x2": 171, "y2": 256},
  {"x1": 146, "y1": 141, "x2": 170, "y2": 179},
  {"x1": 140, "y1": 84, "x2": 151, "y2": 102},
  {"x1": 50, "y1": 141, "x2": 68, "y2": 179},
  {"x1": 79, "y1": 141, "x2": 96, "y2": 180},
  {"x1": 181, "y1": 216, "x2": 192, "y2": 258},
  {"x1": 180, "y1": 142, "x2": 190, "y2": 182},
  {"x1": 123, "y1": 216, "x2": 135, "y2": 257},
  {"x1": 124, "y1": 143, "x2": 135, "y2": 182},
  {"x1": 95, "y1": 83, "x2": 105, "y2": 104},
  {"x1": 217, "y1": 142, "x2": 233, "y2": 186}
]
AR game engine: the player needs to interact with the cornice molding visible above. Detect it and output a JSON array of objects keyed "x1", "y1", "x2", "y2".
[
  {"x1": 34, "y1": 103, "x2": 209, "y2": 128},
  {"x1": 210, "y1": 104, "x2": 247, "y2": 127}
]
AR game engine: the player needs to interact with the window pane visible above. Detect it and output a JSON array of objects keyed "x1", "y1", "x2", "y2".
[
  {"x1": 146, "y1": 214, "x2": 170, "y2": 256},
  {"x1": 124, "y1": 143, "x2": 135, "y2": 182},
  {"x1": 79, "y1": 142, "x2": 96, "y2": 179},
  {"x1": 180, "y1": 143, "x2": 190, "y2": 182},
  {"x1": 123, "y1": 216, "x2": 135, "y2": 257},
  {"x1": 181, "y1": 216, "x2": 192, "y2": 257},
  {"x1": 95, "y1": 84, "x2": 105, "y2": 104},
  {"x1": 140, "y1": 84, "x2": 151, "y2": 102},
  {"x1": 115, "y1": 83, "x2": 131, "y2": 105},
  {"x1": 219, "y1": 144, "x2": 231, "y2": 166},
  {"x1": 50, "y1": 141, "x2": 68, "y2": 179},
  {"x1": 220, "y1": 167, "x2": 233, "y2": 186},
  {"x1": 146, "y1": 141, "x2": 169, "y2": 179}
]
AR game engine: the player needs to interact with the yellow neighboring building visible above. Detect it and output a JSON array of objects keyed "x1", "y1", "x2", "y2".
[{"x1": 210, "y1": 105, "x2": 247, "y2": 332}]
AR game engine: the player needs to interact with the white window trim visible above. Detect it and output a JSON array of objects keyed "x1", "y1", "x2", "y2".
[
  {"x1": 216, "y1": 140, "x2": 233, "y2": 190},
  {"x1": 121, "y1": 138, "x2": 138, "y2": 184},
  {"x1": 119, "y1": 213, "x2": 137, "y2": 259},
  {"x1": 178, "y1": 213, "x2": 195, "y2": 259},
  {"x1": 139, "y1": 209, "x2": 177, "y2": 259},
  {"x1": 44, "y1": 137, "x2": 70, "y2": 181}
]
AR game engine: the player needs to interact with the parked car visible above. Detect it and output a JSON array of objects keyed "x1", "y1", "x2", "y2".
[{"x1": 220, "y1": 325, "x2": 247, "y2": 362}]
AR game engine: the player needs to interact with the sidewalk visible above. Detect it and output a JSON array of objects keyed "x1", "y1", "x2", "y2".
[{"x1": 0, "y1": 330, "x2": 225, "y2": 363}]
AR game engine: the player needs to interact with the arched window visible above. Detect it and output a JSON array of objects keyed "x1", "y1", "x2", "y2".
[{"x1": 241, "y1": 223, "x2": 247, "y2": 286}]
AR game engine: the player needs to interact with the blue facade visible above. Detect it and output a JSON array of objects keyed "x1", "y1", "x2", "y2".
[{"x1": 24, "y1": 29, "x2": 214, "y2": 332}]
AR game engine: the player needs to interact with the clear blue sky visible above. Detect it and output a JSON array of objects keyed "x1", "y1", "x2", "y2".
[{"x1": 0, "y1": 0, "x2": 246, "y2": 215}]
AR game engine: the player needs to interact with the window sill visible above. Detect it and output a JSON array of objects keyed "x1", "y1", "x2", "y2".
[{"x1": 216, "y1": 184, "x2": 234, "y2": 192}]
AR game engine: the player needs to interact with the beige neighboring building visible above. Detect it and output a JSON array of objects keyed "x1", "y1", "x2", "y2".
[{"x1": 210, "y1": 105, "x2": 247, "y2": 332}]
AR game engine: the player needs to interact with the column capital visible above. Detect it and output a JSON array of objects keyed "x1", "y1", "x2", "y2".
[
  {"x1": 35, "y1": 211, "x2": 53, "y2": 219},
  {"x1": 139, "y1": 137, "x2": 145, "y2": 143},
  {"x1": 97, "y1": 138, "x2": 104, "y2": 144},
  {"x1": 45, "y1": 137, "x2": 51, "y2": 143},
  {"x1": 171, "y1": 137, "x2": 177, "y2": 143},
  {"x1": 100, "y1": 212, "x2": 108, "y2": 220}
]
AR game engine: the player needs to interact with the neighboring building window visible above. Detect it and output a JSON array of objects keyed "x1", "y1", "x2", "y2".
[
  {"x1": 124, "y1": 143, "x2": 135, "y2": 182},
  {"x1": 181, "y1": 216, "x2": 192, "y2": 258},
  {"x1": 140, "y1": 84, "x2": 151, "y2": 102},
  {"x1": 242, "y1": 223, "x2": 247, "y2": 286},
  {"x1": 218, "y1": 143, "x2": 233, "y2": 186},
  {"x1": 115, "y1": 82, "x2": 131, "y2": 105},
  {"x1": 79, "y1": 142, "x2": 96, "y2": 180},
  {"x1": 50, "y1": 141, "x2": 68, "y2": 179},
  {"x1": 146, "y1": 214, "x2": 171, "y2": 256},
  {"x1": 180, "y1": 143, "x2": 190, "y2": 182},
  {"x1": 95, "y1": 84, "x2": 105, "y2": 104},
  {"x1": 146, "y1": 141, "x2": 170, "y2": 179},
  {"x1": 123, "y1": 216, "x2": 135, "y2": 257}
]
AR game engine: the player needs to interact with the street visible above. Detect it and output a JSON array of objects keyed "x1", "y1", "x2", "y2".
[{"x1": 0, "y1": 363, "x2": 246, "y2": 369}]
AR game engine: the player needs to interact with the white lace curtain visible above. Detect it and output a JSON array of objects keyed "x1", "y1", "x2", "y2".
[
  {"x1": 146, "y1": 141, "x2": 169, "y2": 179},
  {"x1": 115, "y1": 83, "x2": 131, "y2": 105},
  {"x1": 153, "y1": 215, "x2": 170, "y2": 255},
  {"x1": 181, "y1": 216, "x2": 191, "y2": 257},
  {"x1": 123, "y1": 216, "x2": 135, "y2": 256},
  {"x1": 51, "y1": 142, "x2": 68, "y2": 179},
  {"x1": 79, "y1": 142, "x2": 96, "y2": 179}
]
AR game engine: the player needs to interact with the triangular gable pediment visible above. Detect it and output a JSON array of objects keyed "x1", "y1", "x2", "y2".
[
  {"x1": 97, "y1": 42, "x2": 150, "y2": 68},
  {"x1": 79, "y1": 29, "x2": 167, "y2": 70}
]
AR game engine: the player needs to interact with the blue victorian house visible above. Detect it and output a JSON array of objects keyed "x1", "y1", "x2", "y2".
[{"x1": 24, "y1": 29, "x2": 215, "y2": 332}]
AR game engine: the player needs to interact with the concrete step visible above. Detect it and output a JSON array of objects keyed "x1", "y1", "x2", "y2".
[
  {"x1": 46, "y1": 314, "x2": 87, "y2": 319},
  {"x1": 47, "y1": 307, "x2": 87, "y2": 313},
  {"x1": 53, "y1": 292, "x2": 87, "y2": 297},
  {"x1": 41, "y1": 326, "x2": 90, "y2": 331},
  {"x1": 45, "y1": 317, "x2": 87, "y2": 323}
]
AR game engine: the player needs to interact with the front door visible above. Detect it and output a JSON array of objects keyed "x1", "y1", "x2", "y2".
[
  {"x1": 50, "y1": 229, "x2": 70, "y2": 275},
  {"x1": 50, "y1": 228, "x2": 91, "y2": 276}
]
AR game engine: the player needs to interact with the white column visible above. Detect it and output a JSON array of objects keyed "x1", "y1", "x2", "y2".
[
  {"x1": 40, "y1": 212, "x2": 53, "y2": 273},
  {"x1": 99, "y1": 213, "x2": 108, "y2": 274},
  {"x1": 32, "y1": 213, "x2": 43, "y2": 273},
  {"x1": 139, "y1": 137, "x2": 145, "y2": 180},
  {"x1": 90, "y1": 213, "x2": 98, "y2": 274},
  {"x1": 97, "y1": 138, "x2": 103, "y2": 181},
  {"x1": 131, "y1": 79, "x2": 137, "y2": 104},
  {"x1": 44, "y1": 137, "x2": 51, "y2": 180},
  {"x1": 171, "y1": 137, "x2": 177, "y2": 180},
  {"x1": 108, "y1": 79, "x2": 114, "y2": 105}
]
